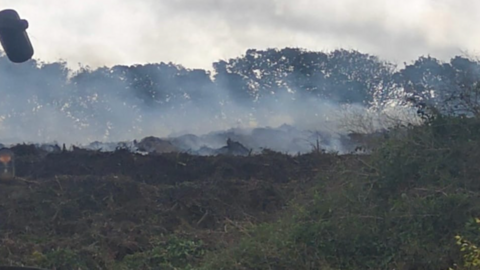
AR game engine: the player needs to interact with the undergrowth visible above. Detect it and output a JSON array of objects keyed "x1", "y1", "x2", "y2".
[
  {"x1": 196, "y1": 115, "x2": 480, "y2": 270},
  {"x1": 5, "y1": 113, "x2": 480, "y2": 269}
]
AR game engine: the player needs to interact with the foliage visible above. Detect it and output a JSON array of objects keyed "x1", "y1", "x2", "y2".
[
  {"x1": 196, "y1": 110, "x2": 480, "y2": 269},
  {"x1": 5, "y1": 105, "x2": 480, "y2": 270},
  {"x1": 117, "y1": 235, "x2": 205, "y2": 270},
  {"x1": 453, "y1": 218, "x2": 480, "y2": 269},
  {"x1": 31, "y1": 248, "x2": 89, "y2": 269}
]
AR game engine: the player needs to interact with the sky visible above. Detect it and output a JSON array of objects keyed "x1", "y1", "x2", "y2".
[{"x1": 1, "y1": 0, "x2": 479, "y2": 71}]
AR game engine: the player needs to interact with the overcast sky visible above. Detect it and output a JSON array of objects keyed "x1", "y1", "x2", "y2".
[{"x1": 1, "y1": 0, "x2": 478, "y2": 70}]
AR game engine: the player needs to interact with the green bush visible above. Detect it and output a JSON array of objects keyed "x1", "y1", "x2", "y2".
[
  {"x1": 117, "y1": 235, "x2": 205, "y2": 270},
  {"x1": 32, "y1": 248, "x2": 89, "y2": 270}
]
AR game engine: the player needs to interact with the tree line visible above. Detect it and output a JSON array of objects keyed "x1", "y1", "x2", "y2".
[{"x1": 0, "y1": 47, "x2": 479, "y2": 139}]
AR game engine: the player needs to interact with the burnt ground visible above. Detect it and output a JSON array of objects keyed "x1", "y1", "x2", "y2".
[{"x1": 0, "y1": 144, "x2": 354, "y2": 269}]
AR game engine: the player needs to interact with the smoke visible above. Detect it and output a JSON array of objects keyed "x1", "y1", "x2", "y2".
[
  {"x1": 13, "y1": 43, "x2": 480, "y2": 155},
  {"x1": 0, "y1": 48, "x2": 413, "y2": 153},
  {"x1": 1, "y1": 0, "x2": 477, "y2": 153}
]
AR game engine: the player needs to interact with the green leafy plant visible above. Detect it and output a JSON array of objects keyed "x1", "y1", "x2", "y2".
[
  {"x1": 451, "y1": 218, "x2": 480, "y2": 269},
  {"x1": 119, "y1": 235, "x2": 205, "y2": 270}
]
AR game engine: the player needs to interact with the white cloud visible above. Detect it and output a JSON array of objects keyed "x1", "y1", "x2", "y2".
[{"x1": 1, "y1": 0, "x2": 478, "y2": 70}]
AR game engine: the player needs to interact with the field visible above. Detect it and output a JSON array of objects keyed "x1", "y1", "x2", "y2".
[
  {"x1": 2, "y1": 39, "x2": 480, "y2": 270},
  {"x1": 2, "y1": 115, "x2": 480, "y2": 270},
  {"x1": 0, "y1": 145, "x2": 343, "y2": 269}
]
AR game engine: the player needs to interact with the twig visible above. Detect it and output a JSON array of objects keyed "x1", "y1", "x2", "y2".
[
  {"x1": 196, "y1": 210, "x2": 209, "y2": 226},
  {"x1": 224, "y1": 217, "x2": 252, "y2": 237},
  {"x1": 9, "y1": 177, "x2": 39, "y2": 185}
]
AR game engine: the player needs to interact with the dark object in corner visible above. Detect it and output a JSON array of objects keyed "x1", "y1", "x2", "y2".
[{"x1": 0, "y1": 9, "x2": 34, "y2": 63}]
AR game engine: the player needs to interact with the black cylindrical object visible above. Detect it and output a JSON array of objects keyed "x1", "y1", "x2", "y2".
[{"x1": 0, "y1": 9, "x2": 33, "y2": 63}]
